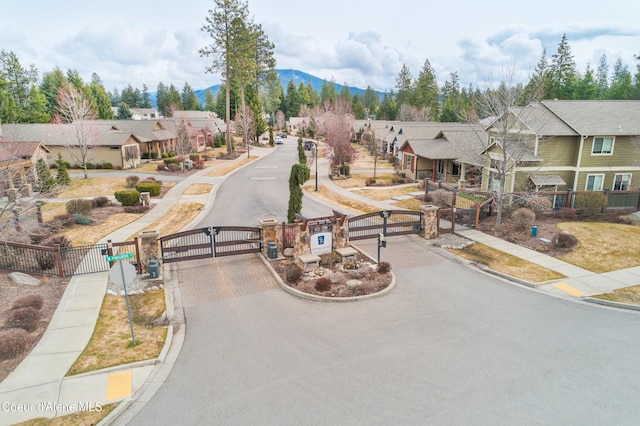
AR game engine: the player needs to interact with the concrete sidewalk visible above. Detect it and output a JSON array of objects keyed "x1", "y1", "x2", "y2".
[{"x1": 0, "y1": 146, "x2": 274, "y2": 426}]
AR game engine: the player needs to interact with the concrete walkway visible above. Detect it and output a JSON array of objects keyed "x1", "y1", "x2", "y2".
[{"x1": 0, "y1": 146, "x2": 275, "y2": 426}]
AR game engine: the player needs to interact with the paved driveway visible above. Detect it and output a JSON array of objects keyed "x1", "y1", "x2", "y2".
[{"x1": 128, "y1": 235, "x2": 640, "y2": 425}]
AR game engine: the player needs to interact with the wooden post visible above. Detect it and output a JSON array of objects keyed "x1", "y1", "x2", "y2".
[
  {"x1": 133, "y1": 237, "x2": 142, "y2": 274},
  {"x1": 475, "y1": 204, "x2": 481, "y2": 230},
  {"x1": 55, "y1": 244, "x2": 64, "y2": 277}
]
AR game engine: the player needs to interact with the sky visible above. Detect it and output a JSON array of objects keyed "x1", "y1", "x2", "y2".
[{"x1": 1, "y1": 0, "x2": 639, "y2": 94}]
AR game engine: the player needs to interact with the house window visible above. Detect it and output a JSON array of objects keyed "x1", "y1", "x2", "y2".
[
  {"x1": 591, "y1": 137, "x2": 614, "y2": 155},
  {"x1": 437, "y1": 160, "x2": 445, "y2": 175},
  {"x1": 404, "y1": 154, "x2": 413, "y2": 169},
  {"x1": 452, "y1": 162, "x2": 460, "y2": 176},
  {"x1": 585, "y1": 174, "x2": 604, "y2": 191},
  {"x1": 109, "y1": 146, "x2": 120, "y2": 151},
  {"x1": 613, "y1": 174, "x2": 631, "y2": 191}
]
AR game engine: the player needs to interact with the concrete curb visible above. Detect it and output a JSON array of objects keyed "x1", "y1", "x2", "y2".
[
  {"x1": 582, "y1": 297, "x2": 640, "y2": 311},
  {"x1": 258, "y1": 250, "x2": 396, "y2": 303}
]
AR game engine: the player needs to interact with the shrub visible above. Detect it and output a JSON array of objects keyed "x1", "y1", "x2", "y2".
[
  {"x1": 189, "y1": 154, "x2": 200, "y2": 161},
  {"x1": 43, "y1": 235, "x2": 72, "y2": 248},
  {"x1": 430, "y1": 189, "x2": 452, "y2": 207},
  {"x1": 525, "y1": 196, "x2": 552, "y2": 215},
  {"x1": 11, "y1": 294, "x2": 44, "y2": 311},
  {"x1": 285, "y1": 264, "x2": 303, "y2": 284},
  {"x1": 164, "y1": 158, "x2": 178, "y2": 166},
  {"x1": 365, "y1": 178, "x2": 376, "y2": 186},
  {"x1": 150, "y1": 151, "x2": 159, "y2": 159},
  {"x1": 161, "y1": 152, "x2": 169, "y2": 159},
  {"x1": 157, "y1": 163, "x2": 167, "y2": 172},
  {"x1": 54, "y1": 213, "x2": 75, "y2": 228},
  {"x1": 94, "y1": 196, "x2": 109, "y2": 207},
  {"x1": 511, "y1": 208, "x2": 536, "y2": 231},
  {"x1": 74, "y1": 214, "x2": 92, "y2": 225},
  {"x1": 125, "y1": 175, "x2": 140, "y2": 188},
  {"x1": 102, "y1": 162, "x2": 113, "y2": 170},
  {"x1": 338, "y1": 165, "x2": 350, "y2": 176},
  {"x1": 136, "y1": 182, "x2": 161, "y2": 197},
  {"x1": 0, "y1": 329, "x2": 31, "y2": 360},
  {"x1": 377, "y1": 261, "x2": 391, "y2": 274},
  {"x1": 555, "y1": 207, "x2": 577, "y2": 220},
  {"x1": 554, "y1": 231, "x2": 578, "y2": 248},
  {"x1": 65, "y1": 199, "x2": 93, "y2": 216},
  {"x1": 114, "y1": 190, "x2": 140, "y2": 206},
  {"x1": 5, "y1": 307, "x2": 41, "y2": 332},
  {"x1": 123, "y1": 205, "x2": 148, "y2": 214},
  {"x1": 574, "y1": 191, "x2": 606, "y2": 216},
  {"x1": 168, "y1": 151, "x2": 177, "y2": 157},
  {"x1": 85, "y1": 162, "x2": 93, "y2": 169},
  {"x1": 167, "y1": 163, "x2": 181, "y2": 172},
  {"x1": 141, "y1": 153, "x2": 150, "y2": 160},
  {"x1": 95, "y1": 163, "x2": 103, "y2": 169},
  {"x1": 314, "y1": 277, "x2": 332, "y2": 292}
]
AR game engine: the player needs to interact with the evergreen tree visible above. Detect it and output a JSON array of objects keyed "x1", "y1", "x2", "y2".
[
  {"x1": 156, "y1": 82, "x2": 168, "y2": 116},
  {"x1": 609, "y1": 57, "x2": 633, "y2": 99},
  {"x1": 524, "y1": 49, "x2": 550, "y2": 100},
  {"x1": 378, "y1": 91, "x2": 397, "y2": 120},
  {"x1": 549, "y1": 34, "x2": 578, "y2": 99},
  {"x1": 283, "y1": 79, "x2": 300, "y2": 119},
  {"x1": 339, "y1": 83, "x2": 352, "y2": 103},
  {"x1": 413, "y1": 59, "x2": 440, "y2": 120},
  {"x1": 182, "y1": 82, "x2": 202, "y2": 110},
  {"x1": 439, "y1": 72, "x2": 466, "y2": 122},
  {"x1": 23, "y1": 85, "x2": 50, "y2": 123},
  {"x1": 320, "y1": 78, "x2": 337, "y2": 105},
  {"x1": 204, "y1": 87, "x2": 216, "y2": 111},
  {"x1": 117, "y1": 102, "x2": 133, "y2": 119},
  {"x1": 141, "y1": 84, "x2": 152, "y2": 108},
  {"x1": 40, "y1": 68, "x2": 67, "y2": 117},
  {"x1": 36, "y1": 158, "x2": 54, "y2": 192},
  {"x1": 577, "y1": 64, "x2": 598, "y2": 100},
  {"x1": 395, "y1": 63, "x2": 414, "y2": 107},
  {"x1": 55, "y1": 153, "x2": 70, "y2": 186},
  {"x1": 89, "y1": 73, "x2": 113, "y2": 119},
  {"x1": 287, "y1": 163, "x2": 310, "y2": 223},
  {"x1": 595, "y1": 53, "x2": 609, "y2": 99},
  {"x1": 297, "y1": 138, "x2": 307, "y2": 164}
]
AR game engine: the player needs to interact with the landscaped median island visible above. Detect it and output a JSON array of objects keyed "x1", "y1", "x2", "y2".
[{"x1": 270, "y1": 252, "x2": 393, "y2": 299}]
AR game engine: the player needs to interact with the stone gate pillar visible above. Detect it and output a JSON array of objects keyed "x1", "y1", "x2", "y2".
[
  {"x1": 260, "y1": 217, "x2": 278, "y2": 256},
  {"x1": 139, "y1": 230, "x2": 160, "y2": 273},
  {"x1": 420, "y1": 205, "x2": 439, "y2": 239}
]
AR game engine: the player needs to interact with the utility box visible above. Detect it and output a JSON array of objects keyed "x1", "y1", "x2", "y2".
[
  {"x1": 148, "y1": 259, "x2": 160, "y2": 278},
  {"x1": 267, "y1": 242, "x2": 278, "y2": 259}
]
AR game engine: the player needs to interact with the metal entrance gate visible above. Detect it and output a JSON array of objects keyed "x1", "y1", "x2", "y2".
[
  {"x1": 160, "y1": 226, "x2": 262, "y2": 264},
  {"x1": 348, "y1": 210, "x2": 422, "y2": 241}
]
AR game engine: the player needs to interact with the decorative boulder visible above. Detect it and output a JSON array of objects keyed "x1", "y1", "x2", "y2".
[{"x1": 9, "y1": 272, "x2": 40, "y2": 286}]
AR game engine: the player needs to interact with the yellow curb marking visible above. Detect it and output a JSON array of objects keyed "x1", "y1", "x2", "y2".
[
  {"x1": 106, "y1": 370, "x2": 132, "y2": 401},
  {"x1": 554, "y1": 283, "x2": 585, "y2": 297}
]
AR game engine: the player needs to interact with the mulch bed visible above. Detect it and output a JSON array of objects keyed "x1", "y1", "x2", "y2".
[
  {"x1": 271, "y1": 253, "x2": 392, "y2": 298},
  {"x1": 0, "y1": 273, "x2": 70, "y2": 383}
]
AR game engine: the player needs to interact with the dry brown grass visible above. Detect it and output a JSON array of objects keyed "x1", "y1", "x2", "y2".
[
  {"x1": 183, "y1": 183, "x2": 213, "y2": 195},
  {"x1": 40, "y1": 202, "x2": 68, "y2": 222},
  {"x1": 449, "y1": 243, "x2": 566, "y2": 283},
  {"x1": 332, "y1": 173, "x2": 399, "y2": 189},
  {"x1": 303, "y1": 184, "x2": 379, "y2": 213},
  {"x1": 356, "y1": 185, "x2": 419, "y2": 201},
  {"x1": 14, "y1": 403, "x2": 118, "y2": 426},
  {"x1": 64, "y1": 213, "x2": 143, "y2": 246},
  {"x1": 132, "y1": 202, "x2": 203, "y2": 239},
  {"x1": 592, "y1": 286, "x2": 640, "y2": 304},
  {"x1": 206, "y1": 156, "x2": 257, "y2": 177},
  {"x1": 392, "y1": 198, "x2": 424, "y2": 211},
  {"x1": 556, "y1": 222, "x2": 640, "y2": 273},
  {"x1": 133, "y1": 162, "x2": 162, "y2": 173},
  {"x1": 66, "y1": 290, "x2": 167, "y2": 376},
  {"x1": 58, "y1": 177, "x2": 127, "y2": 198}
]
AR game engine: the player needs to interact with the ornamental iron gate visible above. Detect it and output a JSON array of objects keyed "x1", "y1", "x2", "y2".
[
  {"x1": 348, "y1": 210, "x2": 422, "y2": 241},
  {"x1": 160, "y1": 226, "x2": 262, "y2": 264}
]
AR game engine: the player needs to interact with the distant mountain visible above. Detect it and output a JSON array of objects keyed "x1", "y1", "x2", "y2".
[{"x1": 187, "y1": 69, "x2": 378, "y2": 107}]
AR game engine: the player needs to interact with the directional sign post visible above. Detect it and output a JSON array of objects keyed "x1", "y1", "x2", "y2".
[{"x1": 107, "y1": 253, "x2": 137, "y2": 346}]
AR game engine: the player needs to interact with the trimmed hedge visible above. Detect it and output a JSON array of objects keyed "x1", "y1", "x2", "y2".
[
  {"x1": 136, "y1": 182, "x2": 161, "y2": 197},
  {"x1": 114, "y1": 190, "x2": 140, "y2": 206},
  {"x1": 164, "y1": 158, "x2": 178, "y2": 165},
  {"x1": 66, "y1": 199, "x2": 93, "y2": 216}
]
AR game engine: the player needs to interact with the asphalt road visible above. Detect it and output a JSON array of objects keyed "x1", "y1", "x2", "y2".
[
  {"x1": 197, "y1": 141, "x2": 333, "y2": 227},
  {"x1": 124, "y1": 144, "x2": 640, "y2": 425}
]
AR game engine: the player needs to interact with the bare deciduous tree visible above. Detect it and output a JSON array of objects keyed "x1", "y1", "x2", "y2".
[
  {"x1": 54, "y1": 85, "x2": 99, "y2": 179},
  {"x1": 323, "y1": 114, "x2": 356, "y2": 169},
  {"x1": 235, "y1": 107, "x2": 255, "y2": 158}
]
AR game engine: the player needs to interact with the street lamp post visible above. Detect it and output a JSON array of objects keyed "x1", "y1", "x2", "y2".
[{"x1": 314, "y1": 141, "x2": 318, "y2": 192}]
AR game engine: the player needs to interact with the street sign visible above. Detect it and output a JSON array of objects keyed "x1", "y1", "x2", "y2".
[{"x1": 106, "y1": 252, "x2": 134, "y2": 262}]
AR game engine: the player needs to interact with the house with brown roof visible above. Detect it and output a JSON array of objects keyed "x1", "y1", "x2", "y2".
[
  {"x1": 0, "y1": 140, "x2": 50, "y2": 197},
  {"x1": 483, "y1": 100, "x2": 640, "y2": 194}
]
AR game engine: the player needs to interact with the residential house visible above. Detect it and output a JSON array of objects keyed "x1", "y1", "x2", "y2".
[
  {"x1": 483, "y1": 100, "x2": 640, "y2": 194},
  {"x1": 110, "y1": 107, "x2": 161, "y2": 120},
  {"x1": 0, "y1": 123, "x2": 143, "y2": 169},
  {"x1": 95, "y1": 120, "x2": 176, "y2": 157},
  {"x1": 166, "y1": 111, "x2": 226, "y2": 153}
]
